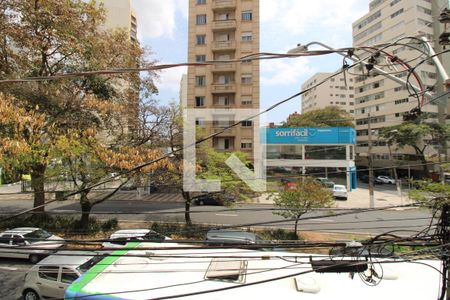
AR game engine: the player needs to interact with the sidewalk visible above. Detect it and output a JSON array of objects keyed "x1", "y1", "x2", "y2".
[{"x1": 255, "y1": 186, "x2": 414, "y2": 209}]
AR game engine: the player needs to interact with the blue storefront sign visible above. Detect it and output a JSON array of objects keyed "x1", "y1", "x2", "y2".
[{"x1": 263, "y1": 127, "x2": 356, "y2": 145}]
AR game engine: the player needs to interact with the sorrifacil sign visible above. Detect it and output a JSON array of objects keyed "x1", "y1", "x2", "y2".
[
  {"x1": 263, "y1": 127, "x2": 356, "y2": 145},
  {"x1": 275, "y1": 128, "x2": 311, "y2": 137}
]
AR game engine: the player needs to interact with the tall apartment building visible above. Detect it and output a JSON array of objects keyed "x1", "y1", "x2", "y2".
[
  {"x1": 101, "y1": 0, "x2": 138, "y2": 42},
  {"x1": 352, "y1": 0, "x2": 438, "y2": 174},
  {"x1": 301, "y1": 72, "x2": 355, "y2": 114},
  {"x1": 99, "y1": 0, "x2": 139, "y2": 139},
  {"x1": 187, "y1": 0, "x2": 260, "y2": 157}
]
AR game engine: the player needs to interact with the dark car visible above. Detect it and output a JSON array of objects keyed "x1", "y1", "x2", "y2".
[
  {"x1": 192, "y1": 193, "x2": 235, "y2": 206},
  {"x1": 360, "y1": 175, "x2": 383, "y2": 185}
]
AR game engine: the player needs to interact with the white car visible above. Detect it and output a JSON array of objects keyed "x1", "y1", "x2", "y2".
[
  {"x1": 377, "y1": 176, "x2": 396, "y2": 184},
  {"x1": 22, "y1": 251, "x2": 103, "y2": 300},
  {"x1": 102, "y1": 229, "x2": 170, "y2": 249},
  {"x1": 333, "y1": 185, "x2": 348, "y2": 200},
  {"x1": 0, "y1": 227, "x2": 65, "y2": 263}
]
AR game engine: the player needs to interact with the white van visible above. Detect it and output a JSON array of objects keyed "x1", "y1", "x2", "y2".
[{"x1": 21, "y1": 251, "x2": 103, "y2": 300}]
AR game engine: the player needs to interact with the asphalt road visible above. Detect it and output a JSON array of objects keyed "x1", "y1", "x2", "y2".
[
  {"x1": 0, "y1": 259, "x2": 31, "y2": 300},
  {"x1": 43, "y1": 201, "x2": 433, "y2": 236}
]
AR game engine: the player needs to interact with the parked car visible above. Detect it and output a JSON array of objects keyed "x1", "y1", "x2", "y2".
[
  {"x1": 21, "y1": 251, "x2": 104, "y2": 300},
  {"x1": 377, "y1": 175, "x2": 396, "y2": 184},
  {"x1": 205, "y1": 229, "x2": 263, "y2": 246},
  {"x1": 315, "y1": 177, "x2": 335, "y2": 189},
  {"x1": 332, "y1": 184, "x2": 348, "y2": 200},
  {"x1": 102, "y1": 229, "x2": 170, "y2": 249},
  {"x1": 0, "y1": 228, "x2": 65, "y2": 263},
  {"x1": 192, "y1": 193, "x2": 235, "y2": 206},
  {"x1": 360, "y1": 175, "x2": 383, "y2": 185}
]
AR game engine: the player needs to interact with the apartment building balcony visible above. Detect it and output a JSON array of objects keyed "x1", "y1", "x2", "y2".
[
  {"x1": 212, "y1": 40, "x2": 236, "y2": 51},
  {"x1": 212, "y1": 126, "x2": 236, "y2": 136},
  {"x1": 212, "y1": 0, "x2": 236, "y2": 11},
  {"x1": 212, "y1": 19, "x2": 236, "y2": 31},
  {"x1": 211, "y1": 82, "x2": 236, "y2": 93},
  {"x1": 213, "y1": 136, "x2": 235, "y2": 151},
  {"x1": 211, "y1": 62, "x2": 236, "y2": 72}
]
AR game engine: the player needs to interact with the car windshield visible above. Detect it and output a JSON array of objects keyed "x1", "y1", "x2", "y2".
[
  {"x1": 77, "y1": 255, "x2": 105, "y2": 273},
  {"x1": 335, "y1": 186, "x2": 345, "y2": 191},
  {"x1": 23, "y1": 229, "x2": 52, "y2": 241}
]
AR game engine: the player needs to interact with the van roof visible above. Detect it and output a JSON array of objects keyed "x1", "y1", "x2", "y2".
[{"x1": 37, "y1": 251, "x2": 98, "y2": 267}]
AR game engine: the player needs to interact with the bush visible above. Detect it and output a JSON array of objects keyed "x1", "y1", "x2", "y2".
[
  {"x1": 149, "y1": 222, "x2": 208, "y2": 239},
  {"x1": 258, "y1": 228, "x2": 301, "y2": 241},
  {"x1": 0, "y1": 213, "x2": 118, "y2": 234}
]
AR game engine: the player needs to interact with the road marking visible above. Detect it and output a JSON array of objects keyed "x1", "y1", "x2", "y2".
[
  {"x1": 299, "y1": 219, "x2": 335, "y2": 224},
  {"x1": 215, "y1": 213, "x2": 238, "y2": 217},
  {"x1": 0, "y1": 267, "x2": 18, "y2": 271}
]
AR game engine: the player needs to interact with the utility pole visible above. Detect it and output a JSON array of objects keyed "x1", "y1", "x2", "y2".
[
  {"x1": 431, "y1": 1, "x2": 450, "y2": 181},
  {"x1": 438, "y1": 204, "x2": 450, "y2": 300},
  {"x1": 367, "y1": 113, "x2": 375, "y2": 208}
]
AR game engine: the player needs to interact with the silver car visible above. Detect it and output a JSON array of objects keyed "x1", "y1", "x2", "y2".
[
  {"x1": 333, "y1": 184, "x2": 348, "y2": 200},
  {"x1": 102, "y1": 229, "x2": 170, "y2": 249},
  {"x1": 0, "y1": 227, "x2": 64, "y2": 263},
  {"x1": 21, "y1": 251, "x2": 103, "y2": 300}
]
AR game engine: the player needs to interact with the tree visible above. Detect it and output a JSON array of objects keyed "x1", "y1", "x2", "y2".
[
  {"x1": 409, "y1": 180, "x2": 450, "y2": 209},
  {"x1": 161, "y1": 104, "x2": 256, "y2": 226},
  {"x1": 273, "y1": 177, "x2": 334, "y2": 238},
  {"x1": 283, "y1": 106, "x2": 354, "y2": 128},
  {"x1": 380, "y1": 117, "x2": 450, "y2": 177},
  {"x1": 52, "y1": 129, "x2": 172, "y2": 230},
  {"x1": 0, "y1": 0, "x2": 158, "y2": 210}
]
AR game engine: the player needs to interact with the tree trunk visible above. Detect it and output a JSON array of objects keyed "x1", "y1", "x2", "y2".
[
  {"x1": 80, "y1": 192, "x2": 92, "y2": 231},
  {"x1": 182, "y1": 191, "x2": 192, "y2": 226},
  {"x1": 414, "y1": 147, "x2": 429, "y2": 178},
  {"x1": 294, "y1": 216, "x2": 300, "y2": 239},
  {"x1": 30, "y1": 163, "x2": 46, "y2": 212}
]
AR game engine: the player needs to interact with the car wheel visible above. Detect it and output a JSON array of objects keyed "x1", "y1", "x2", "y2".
[
  {"x1": 23, "y1": 289, "x2": 39, "y2": 300},
  {"x1": 198, "y1": 200, "x2": 204, "y2": 205},
  {"x1": 29, "y1": 254, "x2": 41, "y2": 264}
]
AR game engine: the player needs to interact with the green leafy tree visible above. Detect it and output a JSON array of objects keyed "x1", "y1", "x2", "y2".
[
  {"x1": 380, "y1": 118, "x2": 450, "y2": 177},
  {"x1": 283, "y1": 106, "x2": 354, "y2": 128},
  {"x1": 162, "y1": 104, "x2": 256, "y2": 226},
  {"x1": 273, "y1": 177, "x2": 334, "y2": 238},
  {"x1": 410, "y1": 180, "x2": 450, "y2": 209},
  {"x1": 0, "y1": 0, "x2": 158, "y2": 210}
]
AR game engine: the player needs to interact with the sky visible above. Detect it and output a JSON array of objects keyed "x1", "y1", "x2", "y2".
[{"x1": 132, "y1": 0, "x2": 371, "y2": 124}]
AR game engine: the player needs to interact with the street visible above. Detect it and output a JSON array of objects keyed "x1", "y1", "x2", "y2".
[
  {"x1": 0, "y1": 259, "x2": 31, "y2": 300},
  {"x1": 0, "y1": 197, "x2": 434, "y2": 236}
]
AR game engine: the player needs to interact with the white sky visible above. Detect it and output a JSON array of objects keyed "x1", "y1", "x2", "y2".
[{"x1": 132, "y1": 0, "x2": 371, "y2": 123}]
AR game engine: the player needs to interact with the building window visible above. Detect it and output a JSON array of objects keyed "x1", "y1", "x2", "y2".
[
  {"x1": 241, "y1": 120, "x2": 252, "y2": 127},
  {"x1": 241, "y1": 74, "x2": 252, "y2": 84},
  {"x1": 241, "y1": 31, "x2": 252, "y2": 42},
  {"x1": 241, "y1": 95, "x2": 252, "y2": 105},
  {"x1": 195, "y1": 76, "x2": 206, "y2": 86},
  {"x1": 195, "y1": 118, "x2": 205, "y2": 126},
  {"x1": 391, "y1": 9, "x2": 403, "y2": 18},
  {"x1": 195, "y1": 96, "x2": 205, "y2": 107},
  {"x1": 241, "y1": 11, "x2": 252, "y2": 21},
  {"x1": 390, "y1": 0, "x2": 401, "y2": 6},
  {"x1": 196, "y1": 55, "x2": 206, "y2": 62},
  {"x1": 241, "y1": 139, "x2": 253, "y2": 149},
  {"x1": 196, "y1": 14, "x2": 207, "y2": 25},
  {"x1": 196, "y1": 35, "x2": 206, "y2": 45},
  {"x1": 349, "y1": 95, "x2": 354, "y2": 98},
  {"x1": 197, "y1": 0, "x2": 206, "y2": 4},
  {"x1": 417, "y1": 5, "x2": 432, "y2": 15},
  {"x1": 350, "y1": 102, "x2": 354, "y2": 105}
]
